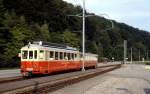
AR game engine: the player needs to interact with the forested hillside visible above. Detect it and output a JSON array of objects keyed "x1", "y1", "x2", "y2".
[{"x1": 0, "y1": 0, "x2": 150, "y2": 67}]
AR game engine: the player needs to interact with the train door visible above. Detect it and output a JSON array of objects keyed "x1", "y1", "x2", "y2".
[
  {"x1": 39, "y1": 50, "x2": 47, "y2": 73},
  {"x1": 28, "y1": 50, "x2": 38, "y2": 71},
  {"x1": 33, "y1": 50, "x2": 38, "y2": 71},
  {"x1": 45, "y1": 50, "x2": 49, "y2": 73},
  {"x1": 27, "y1": 50, "x2": 34, "y2": 71},
  {"x1": 59, "y1": 52, "x2": 66, "y2": 70}
]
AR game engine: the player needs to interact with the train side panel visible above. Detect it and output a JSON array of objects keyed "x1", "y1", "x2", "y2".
[{"x1": 21, "y1": 60, "x2": 97, "y2": 76}]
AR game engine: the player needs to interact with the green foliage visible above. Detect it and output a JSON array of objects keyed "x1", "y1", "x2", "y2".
[
  {"x1": 62, "y1": 30, "x2": 80, "y2": 48},
  {"x1": 49, "y1": 30, "x2": 80, "y2": 48},
  {"x1": 0, "y1": 12, "x2": 34, "y2": 67},
  {"x1": 86, "y1": 41, "x2": 98, "y2": 54},
  {"x1": 49, "y1": 32, "x2": 63, "y2": 43},
  {"x1": 0, "y1": 0, "x2": 150, "y2": 67},
  {"x1": 40, "y1": 23, "x2": 50, "y2": 41}
]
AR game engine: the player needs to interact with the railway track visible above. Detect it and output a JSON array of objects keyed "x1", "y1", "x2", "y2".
[
  {"x1": 0, "y1": 76, "x2": 23, "y2": 84},
  {"x1": 0, "y1": 63, "x2": 119, "y2": 84},
  {"x1": 0, "y1": 64, "x2": 121, "y2": 94}
]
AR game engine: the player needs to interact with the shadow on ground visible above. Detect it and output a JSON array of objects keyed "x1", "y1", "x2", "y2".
[{"x1": 144, "y1": 88, "x2": 150, "y2": 94}]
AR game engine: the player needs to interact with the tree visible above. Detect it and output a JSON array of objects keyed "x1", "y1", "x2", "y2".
[
  {"x1": 0, "y1": 12, "x2": 34, "y2": 67},
  {"x1": 62, "y1": 30, "x2": 80, "y2": 48},
  {"x1": 0, "y1": 0, "x2": 149, "y2": 67},
  {"x1": 40, "y1": 23, "x2": 50, "y2": 41}
]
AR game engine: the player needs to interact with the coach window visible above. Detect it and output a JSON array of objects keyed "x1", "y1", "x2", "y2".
[
  {"x1": 22, "y1": 50, "x2": 28, "y2": 59},
  {"x1": 74, "y1": 54, "x2": 77, "y2": 59},
  {"x1": 34, "y1": 50, "x2": 37, "y2": 59},
  {"x1": 71, "y1": 53, "x2": 74, "y2": 60},
  {"x1": 64, "y1": 52, "x2": 67, "y2": 60},
  {"x1": 60, "y1": 52, "x2": 63, "y2": 60},
  {"x1": 55, "y1": 52, "x2": 58, "y2": 60},
  {"x1": 67, "y1": 53, "x2": 71, "y2": 60},
  {"x1": 62, "y1": 52, "x2": 64, "y2": 60},
  {"x1": 49, "y1": 51, "x2": 54, "y2": 60},
  {"x1": 29, "y1": 51, "x2": 33, "y2": 59},
  {"x1": 39, "y1": 50, "x2": 44, "y2": 59}
]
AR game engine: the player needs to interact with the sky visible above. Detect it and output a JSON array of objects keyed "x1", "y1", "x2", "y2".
[{"x1": 63, "y1": 0, "x2": 150, "y2": 32}]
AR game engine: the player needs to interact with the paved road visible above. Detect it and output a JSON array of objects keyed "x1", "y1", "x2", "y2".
[
  {"x1": 49, "y1": 64, "x2": 150, "y2": 94},
  {"x1": 0, "y1": 69, "x2": 21, "y2": 78}
]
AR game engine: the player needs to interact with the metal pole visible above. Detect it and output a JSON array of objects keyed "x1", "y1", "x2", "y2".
[
  {"x1": 124, "y1": 40, "x2": 127, "y2": 64},
  {"x1": 67, "y1": 1, "x2": 114, "y2": 71},
  {"x1": 82, "y1": 0, "x2": 85, "y2": 71},
  {"x1": 139, "y1": 49, "x2": 140, "y2": 62},
  {"x1": 147, "y1": 51, "x2": 149, "y2": 61},
  {"x1": 131, "y1": 48, "x2": 133, "y2": 64}
]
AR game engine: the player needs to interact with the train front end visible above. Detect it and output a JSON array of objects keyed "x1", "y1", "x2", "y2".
[{"x1": 20, "y1": 42, "x2": 46, "y2": 77}]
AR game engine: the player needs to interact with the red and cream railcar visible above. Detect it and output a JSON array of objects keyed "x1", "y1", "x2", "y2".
[{"x1": 20, "y1": 41, "x2": 98, "y2": 76}]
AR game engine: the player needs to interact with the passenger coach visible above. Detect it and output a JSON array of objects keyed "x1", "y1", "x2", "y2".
[{"x1": 20, "y1": 41, "x2": 98, "y2": 77}]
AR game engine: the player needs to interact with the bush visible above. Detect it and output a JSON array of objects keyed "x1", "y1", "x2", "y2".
[{"x1": 145, "y1": 62, "x2": 150, "y2": 65}]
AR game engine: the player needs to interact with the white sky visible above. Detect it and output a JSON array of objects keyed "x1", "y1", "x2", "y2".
[{"x1": 63, "y1": 0, "x2": 150, "y2": 32}]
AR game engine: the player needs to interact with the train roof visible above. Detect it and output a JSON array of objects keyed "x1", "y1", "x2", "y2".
[{"x1": 21, "y1": 41, "x2": 79, "y2": 52}]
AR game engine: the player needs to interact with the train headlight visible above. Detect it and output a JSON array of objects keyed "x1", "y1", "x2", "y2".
[{"x1": 26, "y1": 68, "x2": 33, "y2": 71}]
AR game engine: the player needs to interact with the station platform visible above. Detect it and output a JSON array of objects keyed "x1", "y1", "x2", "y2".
[{"x1": 49, "y1": 64, "x2": 150, "y2": 94}]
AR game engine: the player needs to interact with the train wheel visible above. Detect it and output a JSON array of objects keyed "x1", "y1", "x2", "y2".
[
  {"x1": 22, "y1": 71, "x2": 32, "y2": 78},
  {"x1": 94, "y1": 64, "x2": 98, "y2": 69}
]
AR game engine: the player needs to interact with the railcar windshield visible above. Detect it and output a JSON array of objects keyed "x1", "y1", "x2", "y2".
[
  {"x1": 29, "y1": 51, "x2": 33, "y2": 59},
  {"x1": 22, "y1": 50, "x2": 28, "y2": 59},
  {"x1": 34, "y1": 50, "x2": 37, "y2": 59},
  {"x1": 22, "y1": 50, "x2": 38, "y2": 60}
]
